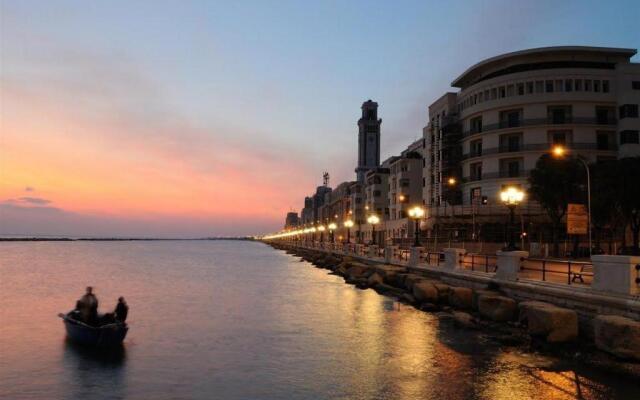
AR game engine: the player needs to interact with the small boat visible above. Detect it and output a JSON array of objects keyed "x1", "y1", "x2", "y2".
[{"x1": 58, "y1": 312, "x2": 128, "y2": 347}]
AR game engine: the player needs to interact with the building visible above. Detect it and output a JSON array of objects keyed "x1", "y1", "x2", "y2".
[
  {"x1": 422, "y1": 46, "x2": 640, "y2": 242},
  {"x1": 355, "y1": 100, "x2": 382, "y2": 183},
  {"x1": 284, "y1": 212, "x2": 299, "y2": 228},
  {"x1": 385, "y1": 139, "x2": 425, "y2": 242}
]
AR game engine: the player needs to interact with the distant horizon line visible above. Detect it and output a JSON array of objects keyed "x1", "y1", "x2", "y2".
[{"x1": 0, "y1": 236, "x2": 257, "y2": 242}]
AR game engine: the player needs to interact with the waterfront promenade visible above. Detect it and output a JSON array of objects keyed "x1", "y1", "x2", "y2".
[{"x1": 266, "y1": 239, "x2": 640, "y2": 362}]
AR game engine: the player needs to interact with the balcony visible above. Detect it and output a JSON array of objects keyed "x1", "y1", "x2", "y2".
[{"x1": 463, "y1": 117, "x2": 618, "y2": 137}]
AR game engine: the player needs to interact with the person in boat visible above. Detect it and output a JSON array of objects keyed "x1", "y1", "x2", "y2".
[
  {"x1": 114, "y1": 297, "x2": 129, "y2": 323},
  {"x1": 78, "y1": 286, "x2": 99, "y2": 325}
]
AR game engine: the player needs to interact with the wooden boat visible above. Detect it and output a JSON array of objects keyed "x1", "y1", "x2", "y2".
[{"x1": 58, "y1": 312, "x2": 128, "y2": 346}]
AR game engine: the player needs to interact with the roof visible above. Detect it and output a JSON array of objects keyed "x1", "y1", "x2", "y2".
[{"x1": 451, "y1": 46, "x2": 637, "y2": 89}]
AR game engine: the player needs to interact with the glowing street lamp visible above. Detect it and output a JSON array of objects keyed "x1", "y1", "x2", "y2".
[
  {"x1": 367, "y1": 214, "x2": 380, "y2": 245},
  {"x1": 551, "y1": 145, "x2": 592, "y2": 256},
  {"x1": 344, "y1": 219, "x2": 354, "y2": 244},
  {"x1": 328, "y1": 222, "x2": 337, "y2": 243},
  {"x1": 447, "y1": 177, "x2": 457, "y2": 186},
  {"x1": 408, "y1": 206, "x2": 425, "y2": 247},
  {"x1": 500, "y1": 186, "x2": 525, "y2": 251},
  {"x1": 398, "y1": 194, "x2": 406, "y2": 203}
]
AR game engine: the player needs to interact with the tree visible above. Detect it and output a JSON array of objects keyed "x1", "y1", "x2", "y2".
[
  {"x1": 591, "y1": 161, "x2": 620, "y2": 252},
  {"x1": 528, "y1": 154, "x2": 584, "y2": 257},
  {"x1": 611, "y1": 157, "x2": 640, "y2": 254}
]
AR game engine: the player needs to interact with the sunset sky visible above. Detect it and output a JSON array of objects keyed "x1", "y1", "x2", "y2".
[{"x1": 1, "y1": 0, "x2": 638, "y2": 237}]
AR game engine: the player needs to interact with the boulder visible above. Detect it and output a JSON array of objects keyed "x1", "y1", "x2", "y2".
[
  {"x1": 420, "y1": 302, "x2": 438, "y2": 312},
  {"x1": 518, "y1": 301, "x2": 578, "y2": 343},
  {"x1": 412, "y1": 281, "x2": 439, "y2": 304},
  {"x1": 367, "y1": 272, "x2": 384, "y2": 287},
  {"x1": 346, "y1": 264, "x2": 367, "y2": 279},
  {"x1": 448, "y1": 287, "x2": 473, "y2": 310},
  {"x1": 403, "y1": 274, "x2": 426, "y2": 291},
  {"x1": 593, "y1": 315, "x2": 640, "y2": 360},
  {"x1": 452, "y1": 311, "x2": 478, "y2": 329},
  {"x1": 433, "y1": 283, "x2": 451, "y2": 303},
  {"x1": 478, "y1": 294, "x2": 517, "y2": 322},
  {"x1": 472, "y1": 289, "x2": 500, "y2": 310}
]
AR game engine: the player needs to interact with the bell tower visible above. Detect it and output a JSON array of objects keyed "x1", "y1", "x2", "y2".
[{"x1": 355, "y1": 100, "x2": 381, "y2": 182}]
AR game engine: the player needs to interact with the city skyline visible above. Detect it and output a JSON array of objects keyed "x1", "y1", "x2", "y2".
[{"x1": 1, "y1": 1, "x2": 639, "y2": 237}]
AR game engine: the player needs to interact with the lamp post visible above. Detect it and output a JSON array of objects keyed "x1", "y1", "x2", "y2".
[
  {"x1": 552, "y1": 145, "x2": 592, "y2": 257},
  {"x1": 318, "y1": 225, "x2": 325, "y2": 243},
  {"x1": 344, "y1": 219, "x2": 354, "y2": 244},
  {"x1": 408, "y1": 206, "x2": 425, "y2": 247},
  {"x1": 367, "y1": 214, "x2": 380, "y2": 245},
  {"x1": 500, "y1": 186, "x2": 525, "y2": 251},
  {"x1": 328, "y1": 223, "x2": 337, "y2": 243}
]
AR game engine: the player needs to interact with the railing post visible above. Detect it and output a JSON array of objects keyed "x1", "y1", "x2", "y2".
[
  {"x1": 368, "y1": 245, "x2": 379, "y2": 259},
  {"x1": 443, "y1": 248, "x2": 465, "y2": 270},
  {"x1": 495, "y1": 250, "x2": 529, "y2": 281},
  {"x1": 384, "y1": 246, "x2": 393, "y2": 263},
  {"x1": 409, "y1": 247, "x2": 423, "y2": 267},
  {"x1": 591, "y1": 255, "x2": 640, "y2": 295}
]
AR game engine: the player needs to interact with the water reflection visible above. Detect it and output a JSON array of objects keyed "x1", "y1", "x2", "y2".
[{"x1": 60, "y1": 339, "x2": 127, "y2": 400}]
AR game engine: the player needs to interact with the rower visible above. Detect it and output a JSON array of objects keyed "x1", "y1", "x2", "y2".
[
  {"x1": 115, "y1": 297, "x2": 129, "y2": 323},
  {"x1": 78, "y1": 286, "x2": 99, "y2": 325}
]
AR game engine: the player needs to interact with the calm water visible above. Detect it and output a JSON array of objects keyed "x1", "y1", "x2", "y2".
[{"x1": 0, "y1": 241, "x2": 637, "y2": 399}]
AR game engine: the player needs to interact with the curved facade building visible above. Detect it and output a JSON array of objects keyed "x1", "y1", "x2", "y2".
[{"x1": 425, "y1": 46, "x2": 640, "y2": 211}]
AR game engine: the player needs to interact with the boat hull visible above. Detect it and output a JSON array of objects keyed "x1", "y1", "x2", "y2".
[{"x1": 61, "y1": 315, "x2": 128, "y2": 347}]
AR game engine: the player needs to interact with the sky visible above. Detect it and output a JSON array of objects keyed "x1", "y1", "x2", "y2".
[{"x1": 1, "y1": 0, "x2": 639, "y2": 237}]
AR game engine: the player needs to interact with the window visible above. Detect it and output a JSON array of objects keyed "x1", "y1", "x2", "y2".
[
  {"x1": 575, "y1": 79, "x2": 583, "y2": 91},
  {"x1": 602, "y1": 80, "x2": 609, "y2": 93},
  {"x1": 536, "y1": 81, "x2": 544, "y2": 93},
  {"x1": 500, "y1": 158, "x2": 523, "y2": 178},
  {"x1": 507, "y1": 85, "x2": 515, "y2": 97},
  {"x1": 499, "y1": 87, "x2": 506, "y2": 98},
  {"x1": 595, "y1": 106, "x2": 615, "y2": 124},
  {"x1": 548, "y1": 105, "x2": 572, "y2": 124},
  {"x1": 620, "y1": 130, "x2": 639, "y2": 144},
  {"x1": 633, "y1": 81, "x2": 640, "y2": 90},
  {"x1": 470, "y1": 139, "x2": 482, "y2": 157},
  {"x1": 548, "y1": 130, "x2": 572, "y2": 145},
  {"x1": 499, "y1": 133, "x2": 522, "y2": 152},
  {"x1": 545, "y1": 80, "x2": 554, "y2": 92},
  {"x1": 596, "y1": 131, "x2": 614, "y2": 150},
  {"x1": 400, "y1": 179, "x2": 410, "y2": 187},
  {"x1": 500, "y1": 109, "x2": 522, "y2": 128},
  {"x1": 526, "y1": 82, "x2": 534, "y2": 94},
  {"x1": 373, "y1": 190, "x2": 381, "y2": 197},
  {"x1": 565, "y1": 79, "x2": 573, "y2": 92},
  {"x1": 594, "y1": 80, "x2": 601, "y2": 92},
  {"x1": 585, "y1": 80, "x2": 592, "y2": 91},
  {"x1": 619, "y1": 104, "x2": 639, "y2": 119},
  {"x1": 491, "y1": 88, "x2": 497, "y2": 100},
  {"x1": 470, "y1": 116, "x2": 483, "y2": 134},
  {"x1": 517, "y1": 83, "x2": 524, "y2": 95},
  {"x1": 555, "y1": 80, "x2": 563, "y2": 92},
  {"x1": 373, "y1": 176, "x2": 382, "y2": 184},
  {"x1": 470, "y1": 162, "x2": 482, "y2": 181},
  {"x1": 470, "y1": 187, "x2": 482, "y2": 204}
]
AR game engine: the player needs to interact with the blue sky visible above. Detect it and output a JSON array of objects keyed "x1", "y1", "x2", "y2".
[{"x1": 1, "y1": 0, "x2": 639, "y2": 236}]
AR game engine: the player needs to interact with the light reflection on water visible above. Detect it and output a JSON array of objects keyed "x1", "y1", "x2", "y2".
[{"x1": 0, "y1": 240, "x2": 637, "y2": 399}]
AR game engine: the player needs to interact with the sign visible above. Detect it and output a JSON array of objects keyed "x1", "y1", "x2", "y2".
[{"x1": 567, "y1": 203, "x2": 588, "y2": 235}]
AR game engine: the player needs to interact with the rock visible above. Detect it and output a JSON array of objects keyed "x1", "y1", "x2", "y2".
[
  {"x1": 518, "y1": 301, "x2": 578, "y2": 343},
  {"x1": 593, "y1": 315, "x2": 640, "y2": 360},
  {"x1": 433, "y1": 283, "x2": 451, "y2": 303},
  {"x1": 374, "y1": 283, "x2": 405, "y2": 297},
  {"x1": 346, "y1": 264, "x2": 367, "y2": 279},
  {"x1": 412, "y1": 281, "x2": 439, "y2": 303},
  {"x1": 478, "y1": 294, "x2": 517, "y2": 322},
  {"x1": 420, "y1": 302, "x2": 438, "y2": 312},
  {"x1": 401, "y1": 293, "x2": 416, "y2": 304},
  {"x1": 472, "y1": 289, "x2": 500, "y2": 310},
  {"x1": 452, "y1": 311, "x2": 478, "y2": 329},
  {"x1": 367, "y1": 272, "x2": 384, "y2": 287},
  {"x1": 449, "y1": 287, "x2": 473, "y2": 310},
  {"x1": 403, "y1": 274, "x2": 425, "y2": 291}
]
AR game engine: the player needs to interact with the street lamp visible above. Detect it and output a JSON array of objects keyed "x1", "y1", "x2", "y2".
[
  {"x1": 551, "y1": 145, "x2": 592, "y2": 257},
  {"x1": 500, "y1": 186, "x2": 525, "y2": 251},
  {"x1": 367, "y1": 214, "x2": 380, "y2": 245},
  {"x1": 447, "y1": 177, "x2": 457, "y2": 186},
  {"x1": 344, "y1": 219, "x2": 354, "y2": 243},
  {"x1": 408, "y1": 206, "x2": 425, "y2": 247},
  {"x1": 328, "y1": 222, "x2": 337, "y2": 243},
  {"x1": 318, "y1": 225, "x2": 326, "y2": 242}
]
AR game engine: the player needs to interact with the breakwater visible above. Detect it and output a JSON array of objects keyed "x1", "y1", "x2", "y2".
[{"x1": 267, "y1": 241, "x2": 640, "y2": 376}]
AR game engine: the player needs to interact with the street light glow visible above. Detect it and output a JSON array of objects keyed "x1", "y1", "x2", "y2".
[
  {"x1": 447, "y1": 177, "x2": 457, "y2": 186},
  {"x1": 344, "y1": 220, "x2": 354, "y2": 228},
  {"x1": 328, "y1": 222, "x2": 337, "y2": 230},
  {"x1": 318, "y1": 225, "x2": 326, "y2": 232},
  {"x1": 500, "y1": 186, "x2": 524, "y2": 205},
  {"x1": 552, "y1": 145, "x2": 566, "y2": 157},
  {"x1": 408, "y1": 206, "x2": 425, "y2": 219},
  {"x1": 367, "y1": 215, "x2": 380, "y2": 225}
]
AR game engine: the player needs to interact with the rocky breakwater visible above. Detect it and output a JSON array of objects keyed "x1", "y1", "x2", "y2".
[{"x1": 267, "y1": 243, "x2": 640, "y2": 369}]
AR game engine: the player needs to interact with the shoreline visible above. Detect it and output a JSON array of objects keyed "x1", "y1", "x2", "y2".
[
  {"x1": 268, "y1": 241, "x2": 640, "y2": 380},
  {"x1": 0, "y1": 237, "x2": 255, "y2": 242}
]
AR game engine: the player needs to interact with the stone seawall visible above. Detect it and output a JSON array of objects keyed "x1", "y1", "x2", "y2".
[{"x1": 269, "y1": 242, "x2": 640, "y2": 367}]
